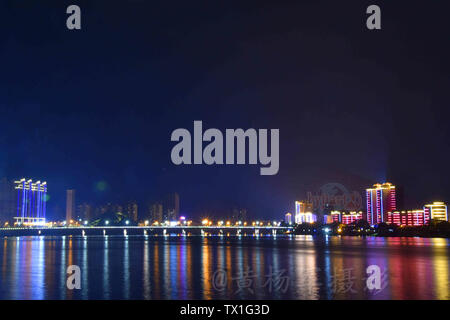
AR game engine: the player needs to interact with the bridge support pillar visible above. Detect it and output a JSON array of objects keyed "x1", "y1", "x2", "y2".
[
  {"x1": 201, "y1": 229, "x2": 205, "y2": 236},
  {"x1": 255, "y1": 229, "x2": 259, "y2": 236},
  {"x1": 82, "y1": 230, "x2": 85, "y2": 237},
  {"x1": 163, "y1": 229, "x2": 167, "y2": 236},
  {"x1": 272, "y1": 229, "x2": 277, "y2": 236},
  {"x1": 103, "y1": 229, "x2": 106, "y2": 236},
  {"x1": 144, "y1": 230, "x2": 147, "y2": 236},
  {"x1": 237, "y1": 229, "x2": 241, "y2": 236},
  {"x1": 182, "y1": 229, "x2": 186, "y2": 236},
  {"x1": 123, "y1": 229, "x2": 127, "y2": 236}
]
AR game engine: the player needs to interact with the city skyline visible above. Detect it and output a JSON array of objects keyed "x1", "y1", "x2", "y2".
[
  {"x1": 0, "y1": 2, "x2": 448, "y2": 223},
  {"x1": 0, "y1": 175, "x2": 447, "y2": 226}
]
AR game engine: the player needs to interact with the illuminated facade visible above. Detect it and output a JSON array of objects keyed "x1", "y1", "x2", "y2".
[
  {"x1": 323, "y1": 214, "x2": 334, "y2": 224},
  {"x1": 285, "y1": 212, "x2": 292, "y2": 224},
  {"x1": 366, "y1": 182, "x2": 396, "y2": 225},
  {"x1": 295, "y1": 212, "x2": 316, "y2": 224},
  {"x1": 424, "y1": 202, "x2": 448, "y2": 222},
  {"x1": 294, "y1": 200, "x2": 313, "y2": 223},
  {"x1": 14, "y1": 178, "x2": 47, "y2": 226},
  {"x1": 387, "y1": 209, "x2": 430, "y2": 226},
  {"x1": 331, "y1": 211, "x2": 363, "y2": 224}
]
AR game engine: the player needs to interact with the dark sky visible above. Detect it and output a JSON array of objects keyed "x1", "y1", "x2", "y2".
[{"x1": 0, "y1": 1, "x2": 449, "y2": 220}]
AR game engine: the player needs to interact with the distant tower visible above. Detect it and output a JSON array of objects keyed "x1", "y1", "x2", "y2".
[
  {"x1": 165, "y1": 193, "x2": 180, "y2": 221},
  {"x1": 149, "y1": 202, "x2": 163, "y2": 223},
  {"x1": 125, "y1": 200, "x2": 138, "y2": 222},
  {"x1": 66, "y1": 189, "x2": 76, "y2": 225},
  {"x1": 366, "y1": 182, "x2": 396, "y2": 225}
]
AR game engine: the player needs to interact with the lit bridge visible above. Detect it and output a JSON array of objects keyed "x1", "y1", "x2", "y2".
[{"x1": 0, "y1": 225, "x2": 293, "y2": 237}]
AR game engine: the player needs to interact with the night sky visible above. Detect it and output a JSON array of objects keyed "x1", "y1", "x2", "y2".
[{"x1": 0, "y1": 1, "x2": 449, "y2": 220}]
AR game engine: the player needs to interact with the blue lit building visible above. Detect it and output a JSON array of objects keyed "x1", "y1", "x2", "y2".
[{"x1": 14, "y1": 178, "x2": 47, "y2": 226}]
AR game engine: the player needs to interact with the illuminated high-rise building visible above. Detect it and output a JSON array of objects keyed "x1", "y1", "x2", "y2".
[
  {"x1": 14, "y1": 178, "x2": 47, "y2": 226},
  {"x1": 66, "y1": 189, "x2": 76, "y2": 225},
  {"x1": 366, "y1": 182, "x2": 396, "y2": 225},
  {"x1": 285, "y1": 212, "x2": 292, "y2": 225},
  {"x1": 294, "y1": 200, "x2": 315, "y2": 223},
  {"x1": 424, "y1": 202, "x2": 448, "y2": 222}
]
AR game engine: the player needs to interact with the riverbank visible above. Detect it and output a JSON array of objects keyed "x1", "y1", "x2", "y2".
[{"x1": 293, "y1": 220, "x2": 450, "y2": 238}]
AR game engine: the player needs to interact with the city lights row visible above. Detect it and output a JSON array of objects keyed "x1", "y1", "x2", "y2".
[{"x1": 285, "y1": 182, "x2": 448, "y2": 227}]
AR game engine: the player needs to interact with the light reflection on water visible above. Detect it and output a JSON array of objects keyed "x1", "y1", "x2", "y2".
[{"x1": 0, "y1": 235, "x2": 449, "y2": 300}]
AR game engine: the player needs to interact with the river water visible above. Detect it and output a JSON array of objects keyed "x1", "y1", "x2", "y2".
[{"x1": 0, "y1": 235, "x2": 449, "y2": 300}]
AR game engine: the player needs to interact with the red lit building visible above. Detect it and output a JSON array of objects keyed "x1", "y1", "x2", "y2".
[
  {"x1": 331, "y1": 211, "x2": 363, "y2": 225},
  {"x1": 387, "y1": 209, "x2": 430, "y2": 226},
  {"x1": 366, "y1": 182, "x2": 396, "y2": 225}
]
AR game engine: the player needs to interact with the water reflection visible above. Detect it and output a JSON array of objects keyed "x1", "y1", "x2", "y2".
[
  {"x1": 142, "y1": 239, "x2": 150, "y2": 299},
  {"x1": 60, "y1": 236, "x2": 66, "y2": 299},
  {"x1": 201, "y1": 239, "x2": 212, "y2": 299},
  {"x1": 103, "y1": 237, "x2": 110, "y2": 299},
  {"x1": 123, "y1": 238, "x2": 130, "y2": 299},
  {"x1": 432, "y1": 238, "x2": 449, "y2": 300},
  {"x1": 81, "y1": 237, "x2": 88, "y2": 299},
  {"x1": 0, "y1": 235, "x2": 448, "y2": 299}
]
